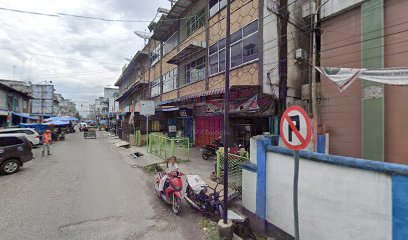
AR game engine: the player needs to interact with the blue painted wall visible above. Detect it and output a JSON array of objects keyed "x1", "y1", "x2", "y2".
[{"x1": 392, "y1": 175, "x2": 408, "y2": 240}]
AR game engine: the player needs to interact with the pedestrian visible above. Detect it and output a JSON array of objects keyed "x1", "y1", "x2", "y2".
[
  {"x1": 42, "y1": 130, "x2": 52, "y2": 156},
  {"x1": 158, "y1": 156, "x2": 178, "y2": 193}
]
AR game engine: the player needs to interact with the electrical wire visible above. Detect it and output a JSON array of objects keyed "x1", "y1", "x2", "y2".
[{"x1": 0, "y1": 47, "x2": 120, "y2": 66}]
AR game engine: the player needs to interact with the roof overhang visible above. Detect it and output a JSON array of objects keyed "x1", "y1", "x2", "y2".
[
  {"x1": 151, "y1": 15, "x2": 178, "y2": 41},
  {"x1": 115, "y1": 81, "x2": 146, "y2": 102},
  {"x1": 151, "y1": 0, "x2": 197, "y2": 41},
  {"x1": 114, "y1": 51, "x2": 148, "y2": 86},
  {"x1": 167, "y1": 44, "x2": 205, "y2": 64},
  {"x1": 168, "y1": 0, "x2": 196, "y2": 18}
]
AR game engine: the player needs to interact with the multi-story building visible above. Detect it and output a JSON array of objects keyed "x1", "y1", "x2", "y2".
[
  {"x1": 58, "y1": 98, "x2": 77, "y2": 116},
  {"x1": 31, "y1": 84, "x2": 55, "y2": 120},
  {"x1": 115, "y1": 0, "x2": 309, "y2": 147},
  {"x1": 103, "y1": 87, "x2": 119, "y2": 113},
  {"x1": 0, "y1": 82, "x2": 33, "y2": 126},
  {"x1": 318, "y1": 0, "x2": 408, "y2": 164}
]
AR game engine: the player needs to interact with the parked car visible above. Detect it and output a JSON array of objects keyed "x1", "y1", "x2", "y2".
[
  {"x1": 0, "y1": 128, "x2": 41, "y2": 146},
  {"x1": 0, "y1": 134, "x2": 33, "y2": 175}
]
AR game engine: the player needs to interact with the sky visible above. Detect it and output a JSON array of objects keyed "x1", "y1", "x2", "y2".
[{"x1": 0, "y1": 0, "x2": 170, "y2": 115}]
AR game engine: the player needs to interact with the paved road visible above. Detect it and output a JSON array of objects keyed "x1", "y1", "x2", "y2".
[{"x1": 0, "y1": 131, "x2": 205, "y2": 240}]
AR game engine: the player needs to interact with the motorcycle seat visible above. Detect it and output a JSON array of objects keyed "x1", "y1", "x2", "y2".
[{"x1": 187, "y1": 175, "x2": 208, "y2": 194}]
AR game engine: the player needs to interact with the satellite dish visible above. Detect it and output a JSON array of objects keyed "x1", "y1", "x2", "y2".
[{"x1": 134, "y1": 31, "x2": 153, "y2": 40}]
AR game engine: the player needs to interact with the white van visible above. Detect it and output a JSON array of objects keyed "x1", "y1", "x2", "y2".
[{"x1": 0, "y1": 128, "x2": 41, "y2": 146}]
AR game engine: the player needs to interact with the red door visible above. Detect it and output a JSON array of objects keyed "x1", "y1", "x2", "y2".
[{"x1": 195, "y1": 116, "x2": 223, "y2": 147}]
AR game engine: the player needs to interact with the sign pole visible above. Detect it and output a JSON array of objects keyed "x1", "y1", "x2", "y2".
[
  {"x1": 146, "y1": 115, "x2": 149, "y2": 150},
  {"x1": 280, "y1": 106, "x2": 312, "y2": 240},
  {"x1": 293, "y1": 150, "x2": 300, "y2": 240}
]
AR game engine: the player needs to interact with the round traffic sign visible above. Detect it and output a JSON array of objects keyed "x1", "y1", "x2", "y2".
[{"x1": 280, "y1": 106, "x2": 312, "y2": 151}]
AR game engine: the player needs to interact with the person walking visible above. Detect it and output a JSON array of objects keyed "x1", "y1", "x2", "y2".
[{"x1": 42, "y1": 130, "x2": 52, "y2": 156}]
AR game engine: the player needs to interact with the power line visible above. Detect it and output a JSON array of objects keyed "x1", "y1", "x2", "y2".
[
  {"x1": 0, "y1": 47, "x2": 120, "y2": 66},
  {"x1": 0, "y1": 6, "x2": 196, "y2": 23}
]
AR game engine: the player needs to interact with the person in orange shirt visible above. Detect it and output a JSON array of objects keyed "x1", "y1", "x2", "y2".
[{"x1": 42, "y1": 130, "x2": 52, "y2": 156}]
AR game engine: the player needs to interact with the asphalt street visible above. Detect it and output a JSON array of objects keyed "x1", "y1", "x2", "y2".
[{"x1": 0, "y1": 131, "x2": 205, "y2": 240}]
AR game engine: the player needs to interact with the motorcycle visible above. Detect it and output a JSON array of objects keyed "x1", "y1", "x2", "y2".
[
  {"x1": 184, "y1": 175, "x2": 225, "y2": 219},
  {"x1": 154, "y1": 170, "x2": 184, "y2": 215},
  {"x1": 201, "y1": 138, "x2": 223, "y2": 160}
]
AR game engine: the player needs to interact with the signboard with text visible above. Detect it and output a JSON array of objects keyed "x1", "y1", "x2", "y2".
[{"x1": 140, "y1": 101, "x2": 155, "y2": 116}]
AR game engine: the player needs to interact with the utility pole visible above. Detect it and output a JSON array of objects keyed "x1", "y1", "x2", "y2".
[
  {"x1": 223, "y1": 0, "x2": 231, "y2": 224},
  {"x1": 310, "y1": 0, "x2": 325, "y2": 151},
  {"x1": 278, "y1": 0, "x2": 289, "y2": 115},
  {"x1": 218, "y1": 0, "x2": 234, "y2": 239}
]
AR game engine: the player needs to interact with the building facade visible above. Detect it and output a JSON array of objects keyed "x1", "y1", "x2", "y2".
[
  {"x1": 319, "y1": 0, "x2": 408, "y2": 164},
  {"x1": 115, "y1": 0, "x2": 309, "y2": 147},
  {"x1": 0, "y1": 83, "x2": 32, "y2": 126}
]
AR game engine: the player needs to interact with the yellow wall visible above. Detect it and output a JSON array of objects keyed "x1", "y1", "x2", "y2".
[
  {"x1": 162, "y1": 90, "x2": 178, "y2": 101},
  {"x1": 209, "y1": 62, "x2": 259, "y2": 89},
  {"x1": 162, "y1": 48, "x2": 178, "y2": 75},
  {"x1": 209, "y1": 0, "x2": 259, "y2": 45},
  {"x1": 179, "y1": 80, "x2": 206, "y2": 97}
]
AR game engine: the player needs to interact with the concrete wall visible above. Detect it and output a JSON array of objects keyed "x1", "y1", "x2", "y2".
[
  {"x1": 242, "y1": 136, "x2": 408, "y2": 239},
  {"x1": 320, "y1": 0, "x2": 364, "y2": 19},
  {"x1": 265, "y1": 151, "x2": 391, "y2": 240}
]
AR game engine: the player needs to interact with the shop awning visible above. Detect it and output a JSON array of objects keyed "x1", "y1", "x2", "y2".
[
  {"x1": 157, "y1": 88, "x2": 225, "y2": 106},
  {"x1": 167, "y1": 44, "x2": 205, "y2": 64},
  {"x1": 160, "y1": 107, "x2": 180, "y2": 112},
  {"x1": 12, "y1": 112, "x2": 39, "y2": 120},
  {"x1": 180, "y1": 88, "x2": 225, "y2": 101}
]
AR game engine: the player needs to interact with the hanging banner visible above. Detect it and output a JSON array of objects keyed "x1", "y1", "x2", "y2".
[
  {"x1": 317, "y1": 67, "x2": 408, "y2": 92},
  {"x1": 316, "y1": 67, "x2": 366, "y2": 92},
  {"x1": 205, "y1": 94, "x2": 275, "y2": 115}
]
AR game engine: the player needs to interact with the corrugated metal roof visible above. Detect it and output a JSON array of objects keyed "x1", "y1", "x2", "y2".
[
  {"x1": 151, "y1": 0, "x2": 196, "y2": 41},
  {"x1": 167, "y1": 44, "x2": 205, "y2": 64}
]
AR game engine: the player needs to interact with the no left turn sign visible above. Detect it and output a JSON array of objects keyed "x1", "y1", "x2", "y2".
[{"x1": 280, "y1": 106, "x2": 312, "y2": 151}]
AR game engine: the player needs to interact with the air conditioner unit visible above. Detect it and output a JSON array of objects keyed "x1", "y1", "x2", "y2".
[{"x1": 295, "y1": 48, "x2": 307, "y2": 60}]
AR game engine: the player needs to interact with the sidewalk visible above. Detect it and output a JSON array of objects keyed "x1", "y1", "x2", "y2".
[{"x1": 101, "y1": 131, "x2": 214, "y2": 178}]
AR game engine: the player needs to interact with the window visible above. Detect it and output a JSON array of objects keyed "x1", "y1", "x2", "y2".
[
  {"x1": 150, "y1": 45, "x2": 161, "y2": 67},
  {"x1": 209, "y1": 38, "x2": 226, "y2": 75},
  {"x1": 230, "y1": 19, "x2": 259, "y2": 68},
  {"x1": 163, "y1": 33, "x2": 179, "y2": 56},
  {"x1": 209, "y1": 20, "x2": 259, "y2": 72},
  {"x1": 185, "y1": 56, "x2": 206, "y2": 85},
  {"x1": 163, "y1": 68, "x2": 178, "y2": 93},
  {"x1": 209, "y1": 0, "x2": 227, "y2": 17},
  {"x1": 186, "y1": 9, "x2": 205, "y2": 37},
  {"x1": 0, "y1": 137, "x2": 23, "y2": 146},
  {"x1": 149, "y1": 78, "x2": 161, "y2": 98}
]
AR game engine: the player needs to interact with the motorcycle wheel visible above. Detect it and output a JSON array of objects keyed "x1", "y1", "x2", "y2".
[
  {"x1": 172, "y1": 196, "x2": 181, "y2": 215},
  {"x1": 202, "y1": 150, "x2": 211, "y2": 160}
]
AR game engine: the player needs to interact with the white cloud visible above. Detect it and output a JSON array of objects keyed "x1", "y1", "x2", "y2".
[{"x1": 0, "y1": 0, "x2": 170, "y2": 107}]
